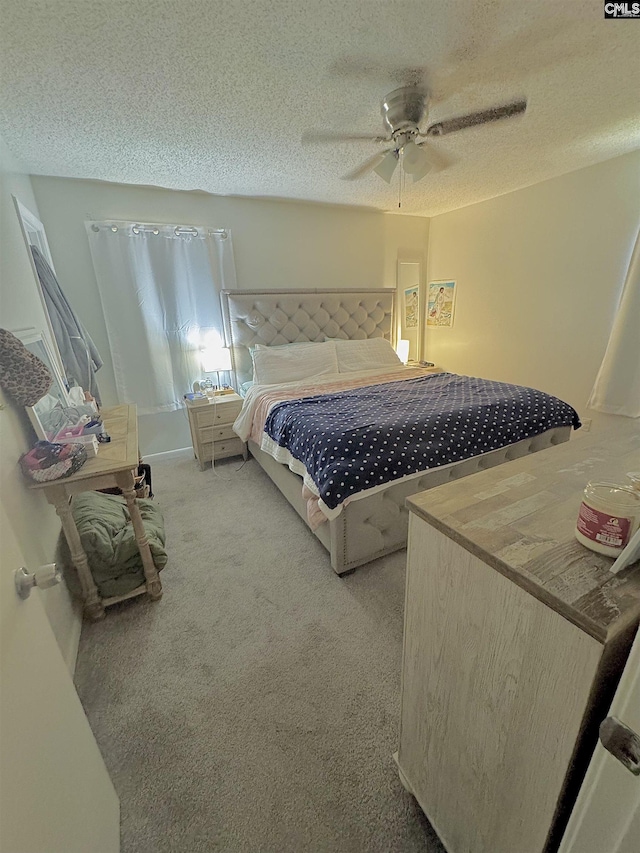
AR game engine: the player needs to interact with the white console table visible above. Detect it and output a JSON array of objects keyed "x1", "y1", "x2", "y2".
[{"x1": 30, "y1": 404, "x2": 162, "y2": 620}]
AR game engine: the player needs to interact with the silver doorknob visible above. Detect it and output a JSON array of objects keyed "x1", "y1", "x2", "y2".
[{"x1": 14, "y1": 564, "x2": 61, "y2": 599}]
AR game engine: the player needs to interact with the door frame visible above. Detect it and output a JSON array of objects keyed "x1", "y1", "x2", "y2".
[{"x1": 12, "y1": 194, "x2": 66, "y2": 378}]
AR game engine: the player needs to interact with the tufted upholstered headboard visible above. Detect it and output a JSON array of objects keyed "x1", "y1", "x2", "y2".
[{"x1": 221, "y1": 289, "x2": 396, "y2": 388}]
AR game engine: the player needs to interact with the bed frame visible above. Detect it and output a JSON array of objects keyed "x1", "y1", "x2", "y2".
[
  {"x1": 222, "y1": 289, "x2": 571, "y2": 574},
  {"x1": 222, "y1": 288, "x2": 397, "y2": 388}
]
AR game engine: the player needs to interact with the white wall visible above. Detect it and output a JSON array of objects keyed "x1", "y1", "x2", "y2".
[
  {"x1": 0, "y1": 139, "x2": 81, "y2": 669},
  {"x1": 30, "y1": 176, "x2": 429, "y2": 453},
  {"x1": 425, "y1": 151, "x2": 640, "y2": 419}
]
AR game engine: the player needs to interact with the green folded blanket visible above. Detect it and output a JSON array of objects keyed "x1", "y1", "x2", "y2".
[{"x1": 56, "y1": 491, "x2": 167, "y2": 599}]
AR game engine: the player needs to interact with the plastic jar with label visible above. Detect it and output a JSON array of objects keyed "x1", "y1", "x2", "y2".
[
  {"x1": 627, "y1": 471, "x2": 640, "y2": 491},
  {"x1": 575, "y1": 481, "x2": 640, "y2": 557}
]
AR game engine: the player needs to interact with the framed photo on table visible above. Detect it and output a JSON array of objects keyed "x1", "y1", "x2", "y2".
[
  {"x1": 13, "y1": 328, "x2": 72, "y2": 440},
  {"x1": 427, "y1": 280, "x2": 457, "y2": 328}
]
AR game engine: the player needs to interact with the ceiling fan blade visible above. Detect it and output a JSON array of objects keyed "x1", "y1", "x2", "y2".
[
  {"x1": 425, "y1": 99, "x2": 527, "y2": 137},
  {"x1": 431, "y1": 17, "x2": 587, "y2": 102},
  {"x1": 341, "y1": 150, "x2": 394, "y2": 181},
  {"x1": 302, "y1": 131, "x2": 389, "y2": 145},
  {"x1": 415, "y1": 140, "x2": 452, "y2": 171},
  {"x1": 329, "y1": 58, "x2": 431, "y2": 89}
]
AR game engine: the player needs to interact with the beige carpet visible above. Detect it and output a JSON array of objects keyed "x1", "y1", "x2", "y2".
[{"x1": 74, "y1": 452, "x2": 445, "y2": 853}]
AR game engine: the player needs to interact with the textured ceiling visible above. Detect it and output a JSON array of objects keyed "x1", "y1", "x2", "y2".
[{"x1": 1, "y1": 0, "x2": 638, "y2": 216}]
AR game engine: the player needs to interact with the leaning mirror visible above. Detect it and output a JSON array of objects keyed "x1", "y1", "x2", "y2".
[{"x1": 14, "y1": 328, "x2": 72, "y2": 441}]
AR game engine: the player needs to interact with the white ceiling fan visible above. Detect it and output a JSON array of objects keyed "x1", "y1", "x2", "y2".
[{"x1": 303, "y1": 86, "x2": 528, "y2": 183}]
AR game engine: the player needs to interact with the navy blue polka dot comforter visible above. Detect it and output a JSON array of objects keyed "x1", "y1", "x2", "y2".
[{"x1": 264, "y1": 373, "x2": 581, "y2": 511}]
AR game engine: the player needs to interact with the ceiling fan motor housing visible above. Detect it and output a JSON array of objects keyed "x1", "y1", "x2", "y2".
[{"x1": 380, "y1": 86, "x2": 428, "y2": 135}]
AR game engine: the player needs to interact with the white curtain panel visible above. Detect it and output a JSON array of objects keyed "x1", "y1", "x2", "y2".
[
  {"x1": 86, "y1": 222, "x2": 236, "y2": 414},
  {"x1": 588, "y1": 229, "x2": 640, "y2": 418}
]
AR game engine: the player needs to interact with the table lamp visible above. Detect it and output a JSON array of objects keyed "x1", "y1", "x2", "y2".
[
  {"x1": 396, "y1": 339, "x2": 410, "y2": 364},
  {"x1": 201, "y1": 345, "x2": 232, "y2": 391}
]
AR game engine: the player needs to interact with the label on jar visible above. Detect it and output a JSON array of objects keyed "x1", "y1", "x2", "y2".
[{"x1": 576, "y1": 501, "x2": 632, "y2": 550}]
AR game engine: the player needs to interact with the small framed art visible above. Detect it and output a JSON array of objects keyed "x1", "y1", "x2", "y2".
[{"x1": 427, "y1": 280, "x2": 456, "y2": 328}]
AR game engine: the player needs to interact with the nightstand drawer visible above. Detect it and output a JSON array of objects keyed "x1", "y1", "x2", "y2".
[
  {"x1": 200, "y1": 424, "x2": 237, "y2": 443},
  {"x1": 212, "y1": 437, "x2": 245, "y2": 459},
  {"x1": 195, "y1": 403, "x2": 242, "y2": 428}
]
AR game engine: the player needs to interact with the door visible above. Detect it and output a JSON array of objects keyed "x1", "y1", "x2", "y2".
[
  {"x1": 0, "y1": 503, "x2": 119, "y2": 852},
  {"x1": 559, "y1": 626, "x2": 640, "y2": 853}
]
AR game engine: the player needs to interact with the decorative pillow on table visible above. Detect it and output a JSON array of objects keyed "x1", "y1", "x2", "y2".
[
  {"x1": 251, "y1": 341, "x2": 338, "y2": 385},
  {"x1": 333, "y1": 338, "x2": 402, "y2": 373},
  {"x1": 0, "y1": 328, "x2": 53, "y2": 405}
]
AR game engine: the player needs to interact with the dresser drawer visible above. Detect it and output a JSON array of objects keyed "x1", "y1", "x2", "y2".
[
  {"x1": 195, "y1": 402, "x2": 242, "y2": 428},
  {"x1": 199, "y1": 424, "x2": 236, "y2": 444}
]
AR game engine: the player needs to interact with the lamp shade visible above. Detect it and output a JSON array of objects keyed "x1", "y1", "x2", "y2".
[
  {"x1": 373, "y1": 149, "x2": 399, "y2": 183},
  {"x1": 409, "y1": 157, "x2": 432, "y2": 183},
  {"x1": 403, "y1": 141, "x2": 433, "y2": 182},
  {"x1": 201, "y1": 346, "x2": 232, "y2": 373},
  {"x1": 396, "y1": 339, "x2": 410, "y2": 364}
]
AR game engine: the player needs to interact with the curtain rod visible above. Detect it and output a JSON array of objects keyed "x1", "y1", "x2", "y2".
[{"x1": 89, "y1": 222, "x2": 228, "y2": 238}]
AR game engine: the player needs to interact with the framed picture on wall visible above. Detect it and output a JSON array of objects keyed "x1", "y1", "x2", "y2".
[
  {"x1": 404, "y1": 286, "x2": 420, "y2": 329},
  {"x1": 427, "y1": 280, "x2": 456, "y2": 328}
]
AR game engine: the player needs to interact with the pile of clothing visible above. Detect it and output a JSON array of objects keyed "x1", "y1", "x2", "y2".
[{"x1": 56, "y1": 491, "x2": 167, "y2": 599}]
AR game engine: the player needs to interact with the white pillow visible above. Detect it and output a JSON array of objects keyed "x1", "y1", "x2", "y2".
[
  {"x1": 334, "y1": 338, "x2": 402, "y2": 373},
  {"x1": 251, "y1": 341, "x2": 339, "y2": 385}
]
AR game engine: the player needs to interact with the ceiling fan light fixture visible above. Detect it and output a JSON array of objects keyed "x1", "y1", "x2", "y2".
[
  {"x1": 373, "y1": 149, "x2": 399, "y2": 183},
  {"x1": 402, "y1": 141, "x2": 432, "y2": 182}
]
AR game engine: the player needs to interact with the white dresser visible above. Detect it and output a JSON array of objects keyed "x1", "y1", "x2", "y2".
[{"x1": 398, "y1": 422, "x2": 640, "y2": 853}]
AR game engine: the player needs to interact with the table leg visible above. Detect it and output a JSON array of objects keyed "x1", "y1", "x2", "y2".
[
  {"x1": 48, "y1": 487, "x2": 105, "y2": 621},
  {"x1": 116, "y1": 470, "x2": 163, "y2": 601}
]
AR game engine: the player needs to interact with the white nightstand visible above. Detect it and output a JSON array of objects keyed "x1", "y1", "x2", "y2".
[{"x1": 185, "y1": 392, "x2": 248, "y2": 470}]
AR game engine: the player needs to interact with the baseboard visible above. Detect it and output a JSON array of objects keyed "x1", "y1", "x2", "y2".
[
  {"x1": 65, "y1": 601, "x2": 83, "y2": 675},
  {"x1": 42, "y1": 583, "x2": 83, "y2": 676},
  {"x1": 142, "y1": 447, "x2": 192, "y2": 463}
]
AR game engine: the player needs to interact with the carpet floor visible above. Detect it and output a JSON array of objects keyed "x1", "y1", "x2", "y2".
[{"x1": 74, "y1": 452, "x2": 445, "y2": 853}]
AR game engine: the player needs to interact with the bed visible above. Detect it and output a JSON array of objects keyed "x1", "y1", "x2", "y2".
[{"x1": 222, "y1": 289, "x2": 577, "y2": 574}]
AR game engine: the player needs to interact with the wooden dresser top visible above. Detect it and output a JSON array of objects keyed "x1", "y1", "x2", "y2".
[
  {"x1": 29, "y1": 404, "x2": 139, "y2": 487},
  {"x1": 407, "y1": 420, "x2": 640, "y2": 642}
]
